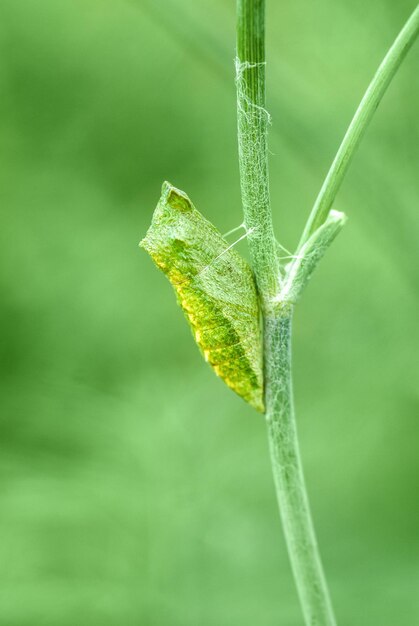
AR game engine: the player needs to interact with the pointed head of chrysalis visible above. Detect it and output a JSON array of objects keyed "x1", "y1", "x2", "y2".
[{"x1": 142, "y1": 182, "x2": 210, "y2": 284}]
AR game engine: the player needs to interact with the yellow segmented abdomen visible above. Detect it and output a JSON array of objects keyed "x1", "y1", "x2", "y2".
[{"x1": 175, "y1": 283, "x2": 263, "y2": 411}]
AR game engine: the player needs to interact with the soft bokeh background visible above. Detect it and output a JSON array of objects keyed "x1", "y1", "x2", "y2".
[{"x1": 0, "y1": 0, "x2": 418, "y2": 624}]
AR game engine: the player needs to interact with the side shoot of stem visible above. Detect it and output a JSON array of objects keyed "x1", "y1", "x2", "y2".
[{"x1": 298, "y1": 4, "x2": 419, "y2": 248}]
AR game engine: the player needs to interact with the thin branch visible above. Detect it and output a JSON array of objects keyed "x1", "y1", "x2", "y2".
[{"x1": 298, "y1": 4, "x2": 419, "y2": 249}]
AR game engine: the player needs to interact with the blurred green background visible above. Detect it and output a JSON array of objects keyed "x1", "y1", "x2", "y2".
[{"x1": 0, "y1": 0, "x2": 418, "y2": 624}]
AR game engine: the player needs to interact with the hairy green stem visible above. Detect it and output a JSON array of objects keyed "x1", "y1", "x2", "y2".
[
  {"x1": 237, "y1": 1, "x2": 336, "y2": 624},
  {"x1": 236, "y1": 0, "x2": 279, "y2": 306},
  {"x1": 298, "y1": 4, "x2": 419, "y2": 248},
  {"x1": 265, "y1": 312, "x2": 336, "y2": 626}
]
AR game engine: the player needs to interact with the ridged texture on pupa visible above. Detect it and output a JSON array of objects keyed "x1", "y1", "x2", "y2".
[{"x1": 140, "y1": 182, "x2": 264, "y2": 412}]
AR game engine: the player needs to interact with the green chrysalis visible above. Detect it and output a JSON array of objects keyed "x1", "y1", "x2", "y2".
[{"x1": 140, "y1": 182, "x2": 264, "y2": 413}]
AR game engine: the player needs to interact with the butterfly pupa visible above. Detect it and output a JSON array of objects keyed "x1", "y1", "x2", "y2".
[{"x1": 140, "y1": 182, "x2": 264, "y2": 413}]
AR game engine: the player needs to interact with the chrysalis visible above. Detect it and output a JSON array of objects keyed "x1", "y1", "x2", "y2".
[{"x1": 140, "y1": 182, "x2": 264, "y2": 412}]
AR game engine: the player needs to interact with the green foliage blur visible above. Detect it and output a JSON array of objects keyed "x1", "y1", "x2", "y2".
[{"x1": 0, "y1": 1, "x2": 418, "y2": 624}]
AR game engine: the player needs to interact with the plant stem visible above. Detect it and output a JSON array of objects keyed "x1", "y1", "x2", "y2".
[
  {"x1": 265, "y1": 311, "x2": 336, "y2": 626},
  {"x1": 237, "y1": 1, "x2": 337, "y2": 624},
  {"x1": 298, "y1": 4, "x2": 419, "y2": 248},
  {"x1": 236, "y1": 0, "x2": 279, "y2": 307}
]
